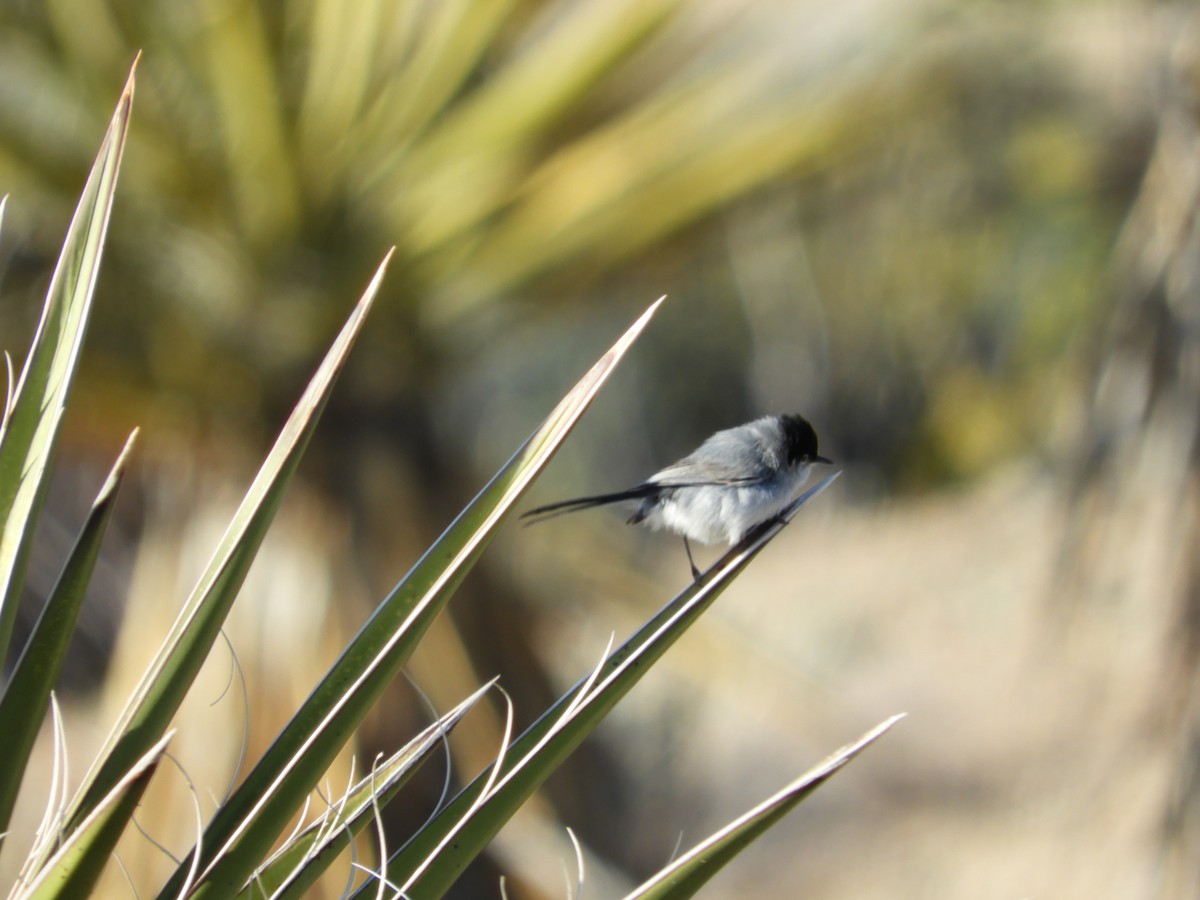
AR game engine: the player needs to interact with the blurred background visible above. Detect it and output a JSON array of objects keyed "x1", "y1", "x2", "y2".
[{"x1": 1, "y1": 0, "x2": 1197, "y2": 896}]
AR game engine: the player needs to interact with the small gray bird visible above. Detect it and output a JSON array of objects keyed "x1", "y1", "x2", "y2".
[{"x1": 522, "y1": 414, "x2": 832, "y2": 578}]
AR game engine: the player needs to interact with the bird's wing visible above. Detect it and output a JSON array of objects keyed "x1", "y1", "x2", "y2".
[{"x1": 648, "y1": 428, "x2": 773, "y2": 486}]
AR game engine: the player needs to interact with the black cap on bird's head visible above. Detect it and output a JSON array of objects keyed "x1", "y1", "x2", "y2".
[{"x1": 780, "y1": 414, "x2": 832, "y2": 467}]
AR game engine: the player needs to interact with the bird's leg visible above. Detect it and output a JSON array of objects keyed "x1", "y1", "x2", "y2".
[{"x1": 684, "y1": 537, "x2": 701, "y2": 581}]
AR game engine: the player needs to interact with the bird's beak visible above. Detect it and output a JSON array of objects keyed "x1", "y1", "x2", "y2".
[{"x1": 814, "y1": 455, "x2": 833, "y2": 465}]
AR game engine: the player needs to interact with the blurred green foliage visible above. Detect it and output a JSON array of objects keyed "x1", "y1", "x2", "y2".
[{"x1": 0, "y1": 1, "x2": 1148, "y2": 494}]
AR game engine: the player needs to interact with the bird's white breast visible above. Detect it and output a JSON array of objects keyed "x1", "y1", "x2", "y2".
[{"x1": 641, "y1": 463, "x2": 814, "y2": 545}]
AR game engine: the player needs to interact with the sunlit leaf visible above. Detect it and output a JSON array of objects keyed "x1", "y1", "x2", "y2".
[{"x1": 159, "y1": 298, "x2": 665, "y2": 899}]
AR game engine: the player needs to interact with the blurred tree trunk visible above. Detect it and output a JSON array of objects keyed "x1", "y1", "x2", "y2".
[{"x1": 1065, "y1": 14, "x2": 1200, "y2": 897}]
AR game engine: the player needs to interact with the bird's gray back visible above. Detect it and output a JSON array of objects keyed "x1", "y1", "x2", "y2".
[{"x1": 648, "y1": 416, "x2": 783, "y2": 486}]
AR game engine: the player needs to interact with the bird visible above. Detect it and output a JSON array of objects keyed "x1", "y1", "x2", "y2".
[{"x1": 522, "y1": 414, "x2": 832, "y2": 578}]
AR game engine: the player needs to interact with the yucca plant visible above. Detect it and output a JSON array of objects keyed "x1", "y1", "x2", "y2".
[{"x1": 0, "y1": 64, "x2": 899, "y2": 899}]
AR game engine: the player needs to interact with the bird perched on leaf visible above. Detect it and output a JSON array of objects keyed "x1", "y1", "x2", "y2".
[{"x1": 523, "y1": 414, "x2": 832, "y2": 578}]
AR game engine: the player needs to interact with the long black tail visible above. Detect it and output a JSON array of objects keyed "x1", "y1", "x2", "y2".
[{"x1": 521, "y1": 484, "x2": 661, "y2": 525}]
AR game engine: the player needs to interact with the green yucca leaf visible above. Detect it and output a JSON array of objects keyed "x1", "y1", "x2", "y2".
[
  {"x1": 440, "y1": 71, "x2": 904, "y2": 319},
  {"x1": 241, "y1": 681, "x2": 495, "y2": 900},
  {"x1": 44, "y1": 252, "x2": 393, "y2": 875},
  {"x1": 0, "y1": 63, "x2": 134, "y2": 664},
  {"x1": 0, "y1": 194, "x2": 9, "y2": 439},
  {"x1": 367, "y1": 473, "x2": 840, "y2": 899},
  {"x1": 14, "y1": 730, "x2": 174, "y2": 900},
  {"x1": 200, "y1": 1, "x2": 299, "y2": 245},
  {"x1": 391, "y1": 0, "x2": 681, "y2": 256},
  {"x1": 0, "y1": 431, "x2": 137, "y2": 838},
  {"x1": 344, "y1": 0, "x2": 521, "y2": 165},
  {"x1": 626, "y1": 714, "x2": 905, "y2": 900},
  {"x1": 159, "y1": 298, "x2": 665, "y2": 899}
]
